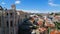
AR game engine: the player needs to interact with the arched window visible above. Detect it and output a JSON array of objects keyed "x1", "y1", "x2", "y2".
[
  {"x1": 10, "y1": 13, "x2": 13, "y2": 16},
  {"x1": 10, "y1": 13, "x2": 13, "y2": 18},
  {"x1": 6, "y1": 21, "x2": 9, "y2": 27},
  {"x1": 7, "y1": 13, "x2": 8, "y2": 16},
  {"x1": 10, "y1": 21, "x2": 13, "y2": 27}
]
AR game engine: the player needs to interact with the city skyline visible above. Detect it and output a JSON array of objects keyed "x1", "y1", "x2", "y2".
[{"x1": 0, "y1": 0, "x2": 60, "y2": 13}]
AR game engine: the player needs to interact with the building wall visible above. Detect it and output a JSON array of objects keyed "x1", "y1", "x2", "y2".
[
  {"x1": 0, "y1": 5, "x2": 30, "y2": 34},
  {"x1": 0, "y1": 5, "x2": 19, "y2": 34},
  {"x1": 4, "y1": 10, "x2": 19, "y2": 34}
]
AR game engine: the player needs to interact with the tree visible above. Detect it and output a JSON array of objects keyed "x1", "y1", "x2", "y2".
[
  {"x1": 36, "y1": 14, "x2": 42, "y2": 16},
  {"x1": 50, "y1": 12, "x2": 54, "y2": 15}
]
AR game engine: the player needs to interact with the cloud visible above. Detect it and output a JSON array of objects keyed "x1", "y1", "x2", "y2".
[
  {"x1": 48, "y1": 2, "x2": 60, "y2": 6},
  {"x1": 17, "y1": 9, "x2": 40, "y2": 13},
  {"x1": 48, "y1": 0, "x2": 60, "y2": 6},
  {"x1": 1, "y1": 2, "x2": 6, "y2": 5},
  {"x1": 17, "y1": 9, "x2": 60, "y2": 13},
  {"x1": 15, "y1": 0, "x2": 21, "y2": 4},
  {"x1": 22, "y1": 10, "x2": 40, "y2": 13}
]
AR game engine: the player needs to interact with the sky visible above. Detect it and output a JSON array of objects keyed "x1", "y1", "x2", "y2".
[{"x1": 0, "y1": 0, "x2": 60, "y2": 13}]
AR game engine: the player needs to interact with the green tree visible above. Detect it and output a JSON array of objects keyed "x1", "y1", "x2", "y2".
[{"x1": 50, "y1": 12, "x2": 54, "y2": 15}]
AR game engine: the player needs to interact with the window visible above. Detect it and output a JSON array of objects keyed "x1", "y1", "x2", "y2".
[
  {"x1": 10, "y1": 21, "x2": 13, "y2": 27},
  {"x1": 11, "y1": 32, "x2": 14, "y2": 34},
  {"x1": 7, "y1": 13, "x2": 8, "y2": 16},
  {"x1": 10, "y1": 13, "x2": 13, "y2": 16},
  {"x1": 11, "y1": 32, "x2": 12, "y2": 34},
  {"x1": 10, "y1": 13, "x2": 13, "y2": 18},
  {"x1": 7, "y1": 21, "x2": 9, "y2": 27}
]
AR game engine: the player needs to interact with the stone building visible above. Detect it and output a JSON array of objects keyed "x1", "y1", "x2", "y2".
[
  {"x1": 0, "y1": 4, "x2": 19, "y2": 34},
  {"x1": 0, "y1": 5, "x2": 5, "y2": 34},
  {"x1": 0, "y1": 4, "x2": 32, "y2": 34}
]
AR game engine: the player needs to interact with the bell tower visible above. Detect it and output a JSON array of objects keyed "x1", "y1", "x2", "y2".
[{"x1": 11, "y1": 4, "x2": 16, "y2": 10}]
